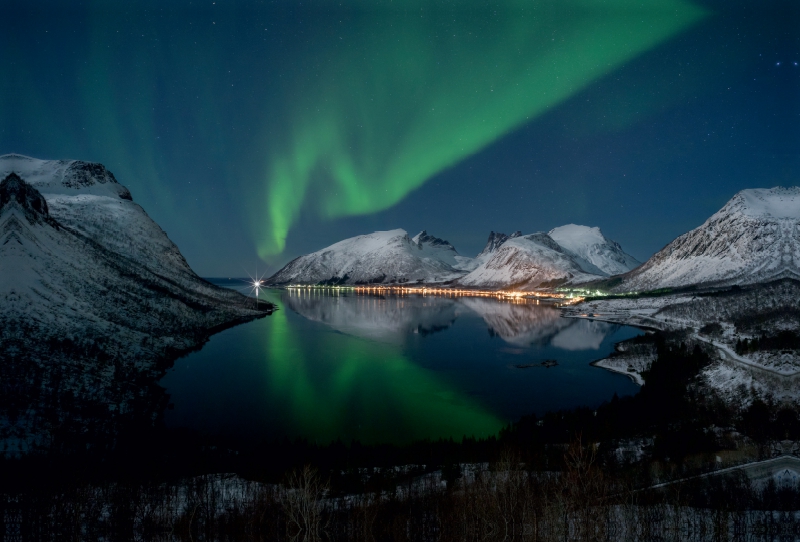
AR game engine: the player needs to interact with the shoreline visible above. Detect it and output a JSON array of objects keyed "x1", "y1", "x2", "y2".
[{"x1": 590, "y1": 357, "x2": 645, "y2": 386}]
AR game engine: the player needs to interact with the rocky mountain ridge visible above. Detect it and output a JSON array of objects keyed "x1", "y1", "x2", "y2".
[
  {"x1": 270, "y1": 187, "x2": 799, "y2": 292},
  {"x1": 456, "y1": 232, "x2": 602, "y2": 290},
  {"x1": 608, "y1": 187, "x2": 800, "y2": 292},
  {"x1": 266, "y1": 224, "x2": 640, "y2": 288}
]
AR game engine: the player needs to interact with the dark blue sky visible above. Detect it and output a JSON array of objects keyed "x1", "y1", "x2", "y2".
[{"x1": 3, "y1": 0, "x2": 798, "y2": 276}]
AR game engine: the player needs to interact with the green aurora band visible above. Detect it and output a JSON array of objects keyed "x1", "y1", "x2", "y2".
[
  {"x1": 3, "y1": 0, "x2": 706, "y2": 265},
  {"x1": 257, "y1": 0, "x2": 706, "y2": 256}
]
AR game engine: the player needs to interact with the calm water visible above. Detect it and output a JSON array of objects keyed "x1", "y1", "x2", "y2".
[{"x1": 159, "y1": 284, "x2": 641, "y2": 445}]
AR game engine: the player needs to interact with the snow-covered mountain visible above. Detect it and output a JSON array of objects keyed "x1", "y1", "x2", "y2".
[
  {"x1": 0, "y1": 154, "x2": 268, "y2": 453},
  {"x1": 411, "y1": 230, "x2": 475, "y2": 271},
  {"x1": 453, "y1": 230, "x2": 523, "y2": 272},
  {"x1": 265, "y1": 229, "x2": 465, "y2": 285},
  {"x1": 611, "y1": 187, "x2": 800, "y2": 292},
  {"x1": 269, "y1": 224, "x2": 640, "y2": 290},
  {"x1": 479, "y1": 230, "x2": 523, "y2": 258},
  {"x1": 0, "y1": 155, "x2": 264, "y2": 321},
  {"x1": 456, "y1": 232, "x2": 606, "y2": 290},
  {"x1": 548, "y1": 224, "x2": 641, "y2": 276}
]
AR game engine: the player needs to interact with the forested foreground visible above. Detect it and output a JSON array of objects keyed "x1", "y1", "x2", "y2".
[
  {"x1": 2, "y1": 446, "x2": 800, "y2": 541},
  {"x1": 3, "y1": 331, "x2": 800, "y2": 540}
]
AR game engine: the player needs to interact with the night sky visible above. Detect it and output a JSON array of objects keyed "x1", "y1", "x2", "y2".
[{"x1": 3, "y1": 0, "x2": 798, "y2": 277}]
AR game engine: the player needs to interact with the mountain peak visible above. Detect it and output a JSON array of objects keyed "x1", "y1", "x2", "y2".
[
  {"x1": 548, "y1": 224, "x2": 640, "y2": 276},
  {"x1": 266, "y1": 228, "x2": 463, "y2": 285},
  {"x1": 412, "y1": 230, "x2": 454, "y2": 249},
  {"x1": 549, "y1": 224, "x2": 603, "y2": 241},
  {"x1": 722, "y1": 186, "x2": 800, "y2": 220},
  {"x1": 458, "y1": 232, "x2": 601, "y2": 290},
  {"x1": 614, "y1": 186, "x2": 800, "y2": 291},
  {"x1": 478, "y1": 230, "x2": 522, "y2": 257},
  {"x1": 0, "y1": 155, "x2": 132, "y2": 201},
  {"x1": 1, "y1": 173, "x2": 50, "y2": 223}
]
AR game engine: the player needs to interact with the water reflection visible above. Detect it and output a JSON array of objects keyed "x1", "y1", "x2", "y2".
[
  {"x1": 457, "y1": 297, "x2": 571, "y2": 346},
  {"x1": 263, "y1": 302, "x2": 503, "y2": 443},
  {"x1": 283, "y1": 289, "x2": 458, "y2": 344},
  {"x1": 161, "y1": 288, "x2": 641, "y2": 445},
  {"x1": 284, "y1": 289, "x2": 616, "y2": 350},
  {"x1": 162, "y1": 289, "x2": 503, "y2": 444},
  {"x1": 551, "y1": 320, "x2": 620, "y2": 351}
]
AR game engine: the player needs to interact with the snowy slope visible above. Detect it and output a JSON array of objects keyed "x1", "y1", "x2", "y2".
[
  {"x1": 0, "y1": 154, "x2": 267, "y2": 453},
  {"x1": 548, "y1": 224, "x2": 640, "y2": 276},
  {"x1": 411, "y1": 230, "x2": 465, "y2": 269},
  {"x1": 456, "y1": 232, "x2": 603, "y2": 290},
  {"x1": 0, "y1": 155, "x2": 266, "y2": 328},
  {"x1": 455, "y1": 230, "x2": 523, "y2": 272},
  {"x1": 0, "y1": 154, "x2": 201, "y2": 283},
  {"x1": 0, "y1": 173, "x2": 259, "y2": 338},
  {"x1": 612, "y1": 187, "x2": 800, "y2": 292},
  {"x1": 479, "y1": 231, "x2": 523, "y2": 258},
  {"x1": 265, "y1": 229, "x2": 465, "y2": 285},
  {"x1": 0, "y1": 154, "x2": 132, "y2": 199}
]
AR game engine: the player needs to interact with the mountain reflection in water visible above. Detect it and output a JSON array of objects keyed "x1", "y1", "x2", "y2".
[
  {"x1": 161, "y1": 288, "x2": 641, "y2": 445},
  {"x1": 283, "y1": 289, "x2": 614, "y2": 349},
  {"x1": 283, "y1": 290, "x2": 459, "y2": 344}
]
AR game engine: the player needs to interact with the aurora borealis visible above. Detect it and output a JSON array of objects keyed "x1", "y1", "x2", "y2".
[
  {"x1": 258, "y1": 0, "x2": 705, "y2": 256},
  {"x1": 3, "y1": 0, "x2": 798, "y2": 275}
]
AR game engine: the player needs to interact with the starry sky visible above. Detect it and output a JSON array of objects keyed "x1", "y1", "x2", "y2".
[{"x1": 3, "y1": 0, "x2": 798, "y2": 277}]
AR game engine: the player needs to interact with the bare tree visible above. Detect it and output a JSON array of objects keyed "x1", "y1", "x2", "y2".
[
  {"x1": 280, "y1": 465, "x2": 329, "y2": 541},
  {"x1": 551, "y1": 435, "x2": 608, "y2": 541}
]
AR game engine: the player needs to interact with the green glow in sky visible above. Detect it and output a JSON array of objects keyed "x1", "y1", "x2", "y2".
[{"x1": 257, "y1": 0, "x2": 706, "y2": 256}]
